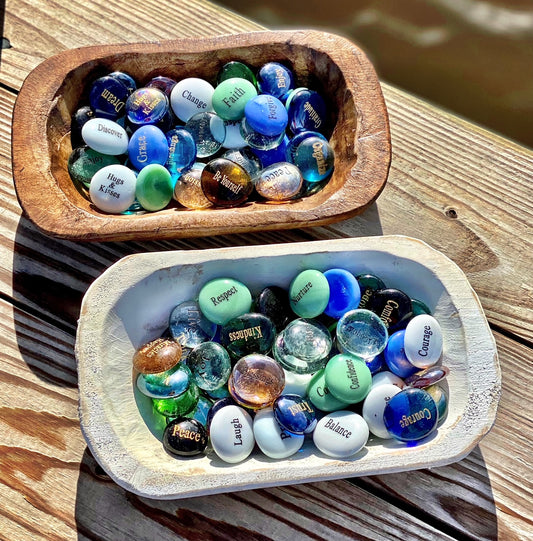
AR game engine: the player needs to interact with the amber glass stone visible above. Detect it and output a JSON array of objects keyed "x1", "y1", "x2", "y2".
[
  {"x1": 132, "y1": 337, "x2": 182, "y2": 374},
  {"x1": 200, "y1": 158, "x2": 253, "y2": 207},
  {"x1": 173, "y1": 168, "x2": 212, "y2": 209}
]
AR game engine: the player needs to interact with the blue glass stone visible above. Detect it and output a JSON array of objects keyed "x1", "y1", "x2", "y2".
[
  {"x1": 127, "y1": 124, "x2": 169, "y2": 170},
  {"x1": 255, "y1": 286, "x2": 294, "y2": 332},
  {"x1": 146, "y1": 76, "x2": 177, "y2": 97},
  {"x1": 273, "y1": 394, "x2": 317, "y2": 434},
  {"x1": 165, "y1": 128, "x2": 196, "y2": 177},
  {"x1": 136, "y1": 363, "x2": 193, "y2": 399},
  {"x1": 323, "y1": 268, "x2": 361, "y2": 319},
  {"x1": 366, "y1": 288, "x2": 413, "y2": 333},
  {"x1": 336, "y1": 309, "x2": 388, "y2": 360},
  {"x1": 183, "y1": 395, "x2": 214, "y2": 427},
  {"x1": 366, "y1": 352, "x2": 386, "y2": 375},
  {"x1": 109, "y1": 71, "x2": 137, "y2": 95},
  {"x1": 220, "y1": 312, "x2": 276, "y2": 359},
  {"x1": 251, "y1": 135, "x2": 289, "y2": 168},
  {"x1": 244, "y1": 94, "x2": 288, "y2": 136},
  {"x1": 169, "y1": 300, "x2": 217, "y2": 348},
  {"x1": 126, "y1": 87, "x2": 169, "y2": 126},
  {"x1": 384, "y1": 330, "x2": 419, "y2": 378},
  {"x1": 285, "y1": 131, "x2": 327, "y2": 164},
  {"x1": 357, "y1": 274, "x2": 387, "y2": 309},
  {"x1": 89, "y1": 76, "x2": 129, "y2": 120},
  {"x1": 294, "y1": 137, "x2": 335, "y2": 182},
  {"x1": 257, "y1": 62, "x2": 294, "y2": 100},
  {"x1": 222, "y1": 148, "x2": 262, "y2": 180},
  {"x1": 205, "y1": 397, "x2": 237, "y2": 431},
  {"x1": 286, "y1": 88, "x2": 327, "y2": 134},
  {"x1": 187, "y1": 341, "x2": 232, "y2": 391},
  {"x1": 383, "y1": 387, "x2": 439, "y2": 441},
  {"x1": 185, "y1": 112, "x2": 226, "y2": 158},
  {"x1": 71, "y1": 105, "x2": 95, "y2": 147}
]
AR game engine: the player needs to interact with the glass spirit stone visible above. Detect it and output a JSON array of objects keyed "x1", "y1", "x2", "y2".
[
  {"x1": 404, "y1": 365, "x2": 449, "y2": 389},
  {"x1": 273, "y1": 318, "x2": 332, "y2": 374},
  {"x1": 168, "y1": 299, "x2": 217, "y2": 348},
  {"x1": 323, "y1": 268, "x2": 361, "y2": 319},
  {"x1": 356, "y1": 274, "x2": 387, "y2": 309},
  {"x1": 273, "y1": 394, "x2": 317, "y2": 434},
  {"x1": 187, "y1": 341, "x2": 232, "y2": 391},
  {"x1": 135, "y1": 163, "x2": 173, "y2": 211},
  {"x1": 185, "y1": 112, "x2": 226, "y2": 158},
  {"x1": 200, "y1": 157, "x2": 253, "y2": 207},
  {"x1": 255, "y1": 285, "x2": 293, "y2": 331},
  {"x1": 286, "y1": 88, "x2": 327, "y2": 134},
  {"x1": 324, "y1": 354, "x2": 373, "y2": 404},
  {"x1": 217, "y1": 61, "x2": 257, "y2": 86},
  {"x1": 89, "y1": 75, "x2": 129, "y2": 119},
  {"x1": 170, "y1": 77, "x2": 215, "y2": 122},
  {"x1": 251, "y1": 135, "x2": 289, "y2": 168},
  {"x1": 89, "y1": 164, "x2": 137, "y2": 214},
  {"x1": 366, "y1": 288, "x2": 413, "y2": 333},
  {"x1": 336, "y1": 309, "x2": 388, "y2": 359},
  {"x1": 362, "y1": 383, "x2": 402, "y2": 439},
  {"x1": 294, "y1": 136, "x2": 335, "y2": 182},
  {"x1": 257, "y1": 62, "x2": 294, "y2": 100},
  {"x1": 383, "y1": 330, "x2": 419, "y2": 378},
  {"x1": 289, "y1": 269, "x2": 330, "y2": 318},
  {"x1": 307, "y1": 369, "x2": 351, "y2": 412},
  {"x1": 228, "y1": 354, "x2": 285, "y2": 409},
  {"x1": 222, "y1": 148, "x2": 262, "y2": 180},
  {"x1": 81, "y1": 118, "x2": 129, "y2": 155},
  {"x1": 127, "y1": 124, "x2": 169, "y2": 170},
  {"x1": 209, "y1": 404, "x2": 255, "y2": 463},
  {"x1": 152, "y1": 381, "x2": 200, "y2": 417},
  {"x1": 285, "y1": 130, "x2": 327, "y2": 164},
  {"x1": 126, "y1": 87, "x2": 169, "y2": 126},
  {"x1": 212, "y1": 77, "x2": 258, "y2": 120},
  {"x1": 165, "y1": 128, "x2": 197, "y2": 178},
  {"x1": 205, "y1": 396, "x2": 237, "y2": 431},
  {"x1": 220, "y1": 312, "x2": 276, "y2": 359},
  {"x1": 133, "y1": 337, "x2": 182, "y2": 374},
  {"x1": 137, "y1": 363, "x2": 193, "y2": 399},
  {"x1": 163, "y1": 417, "x2": 208, "y2": 456},
  {"x1": 173, "y1": 168, "x2": 212, "y2": 209},
  {"x1": 198, "y1": 277, "x2": 252, "y2": 325},
  {"x1": 403, "y1": 314, "x2": 444, "y2": 368},
  {"x1": 68, "y1": 146, "x2": 120, "y2": 188},
  {"x1": 383, "y1": 387, "x2": 439, "y2": 442},
  {"x1": 366, "y1": 352, "x2": 386, "y2": 375},
  {"x1": 253, "y1": 407, "x2": 304, "y2": 459},
  {"x1": 183, "y1": 395, "x2": 214, "y2": 427},
  {"x1": 411, "y1": 298, "x2": 432, "y2": 316},
  {"x1": 146, "y1": 76, "x2": 177, "y2": 97},
  {"x1": 255, "y1": 162, "x2": 303, "y2": 201},
  {"x1": 313, "y1": 411, "x2": 369, "y2": 458}
]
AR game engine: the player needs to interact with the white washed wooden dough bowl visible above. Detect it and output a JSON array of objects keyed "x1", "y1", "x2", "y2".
[{"x1": 75, "y1": 236, "x2": 501, "y2": 500}]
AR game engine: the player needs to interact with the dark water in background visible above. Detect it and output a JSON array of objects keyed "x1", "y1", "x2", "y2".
[{"x1": 215, "y1": 0, "x2": 533, "y2": 149}]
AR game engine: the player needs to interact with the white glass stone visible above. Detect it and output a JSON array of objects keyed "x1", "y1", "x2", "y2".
[
  {"x1": 282, "y1": 368, "x2": 314, "y2": 396},
  {"x1": 371, "y1": 371, "x2": 406, "y2": 389},
  {"x1": 404, "y1": 314, "x2": 444, "y2": 368},
  {"x1": 170, "y1": 77, "x2": 215, "y2": 122},
  {"x1": 253, "y1": 407, "x2": 304, "y2": 459},
  {"x1": 89, "y1": 164, "x2": 137, "y2": 213},
  {"x1": 313, "y1": 411, "x2": 369, "y2": 458},
  {"x1": 81, "y1": 117, "x2": 129, "y2": 155},
  {"x1": 362, "y1": 383, "x2": 402, "y2": 439},
  {"x1": 209, "y1": 405, "x2": 254, "y2": 463}
]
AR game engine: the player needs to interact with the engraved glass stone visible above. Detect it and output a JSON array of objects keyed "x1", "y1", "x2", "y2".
[
  {"x1": 170, "y1": 77, "x2": 215, "y2": 122},
  {"x1": 184, "y1": 112, "x2": 225, "y2": 158},
  {"x1": 126, "y1": 87, "x2": 169, "y2": 126},
  {"x1": 128, "y1": 124, "x2": 169, "y2": 170},
  {"x1": 324, "y1": 354, "x2": 373, "y2": 404},
  {"x1": 187, "y1": 341, "x2": 232, "y2": 391},
  {"x1": 357, "y1": 274, "x2": 387, "y2": 310},
  {"x1": 307, "y1": 369, "x2": 351, "y2": 412},
  {"x1": 172, "y1": 168, "x2": 212, "y2": 209},
  {"x1": 336, "y1": 309, "x2": 388, "y2": 360},
  {"x1": 289, "y1": 269, "x2": 330, "y2": 318},
  {"x1": 200, "y1": 157, "x2": 253, "y2": 207},
  {"x1": 294, "y1": 136, "x2": 335, "y2": 182},
  {"x1": 285, "y1": 130, "x2": 327, "y2": 164},
  {"x1": 89, "y1": 75, "x2": 129, "y2": 120},
  {"x1": 165, "y1": 128, "x2": 197, "y2": 179},
  {"x1": 68, "y1": 146, "x2": 120, "y2": 188},
  {"x1": 163, "y1": 417, "x2": 208, "y2": 456},
  {"x1": 273, "y1": 394, "x2": 317, "y2": 434},
  {"x1": 255, "y1": 285, "x2": 294, "y2": 331},
  {"x1": 89, "y1": 164, "x2": 137, "y2": 213},
  {"x1": 240, "y1": 118, "x2": 286, "y2": 150},
  {"x1": 220, "y1": 312, "x2": 276, "y2": 359},
  {"x1": 109, "y1": 71, "x2": 137, "y2": 95},
  {"x1": 146, "y1": 76, "x2": 177, "y2": 97},
  {"x1": 286, "y1": 88, "x2": 327, "y2": 134},
  {"x1": 212, "y1": 77, "x2": 258, "y2": 121},
  {"x1": 222, "y1": 148, "x2": 262, "y2": 180},
  {"x1": 257, "y1": 62, "x2": 294, "y2": 100},
  {"x1": 133, "y1": 337, "x2": 182, "y2": 375},
  {"x1": 198, "y1": 277, "x2": 253, "y2": 325},
  {"x1": 255, "y1": 162, "x2": 303, "y2": 201},
  {"x1": 169, "y1": 300, "x2": 217, "y2": 348},
  {"x1": 366, "y1": 288, "x2": 413, "y2": 333}
]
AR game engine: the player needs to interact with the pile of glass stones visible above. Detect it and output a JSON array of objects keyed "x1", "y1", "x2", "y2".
[
  {"x1": 133, "y1": 267, "x2": 449, "y2": 463},
  {"x1": 68, "y1": 61, "x2": 335, "y2": 214}
]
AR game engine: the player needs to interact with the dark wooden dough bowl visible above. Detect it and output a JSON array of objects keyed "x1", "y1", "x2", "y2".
[{"x1": 12, "y1": 30, "x2": 391, "y2": 241}]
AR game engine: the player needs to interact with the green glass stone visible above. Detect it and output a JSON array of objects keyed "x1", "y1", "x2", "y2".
[
  {"x1": 324, "y1": 353, "x2": 373, "y2": 404},
  {"x1": 307, "y1": 369, "x2": 351, "y2": 412},
  {"x1": 217, "y1": 61, "x2": 257, "y2": 87},
  {"x1": 212, "y1": 77, "x2": 258, "y2": 121},
  {"x1": 289, "y1": 269, "x2": 330, "y2": 318},
  {"x1": 411, "y1": 298, "x2": 432, "y2": 316},
  {"x1": 152, "y1": 382, "x2": 200, "y2": 417},
  {"x1": 198, "y1": 277, "x2": 253, "y2": 325},
  {"x1": 68, "y1": 146, "x2": 121, "y2": 187},
  {"x1": 136, "y1": 163, "x2": 173, "y2": 211},
  {"x1": 220, "y1": 312, "x2": 276, "y2": 359}
]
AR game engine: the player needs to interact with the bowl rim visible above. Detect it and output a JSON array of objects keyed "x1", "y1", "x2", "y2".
[
  {"x1": 12, "y1": 29, "x2": 391, "y2": 241},
  {"x1": 75, "y1": 235, "x2": 501, "y2": 499}
]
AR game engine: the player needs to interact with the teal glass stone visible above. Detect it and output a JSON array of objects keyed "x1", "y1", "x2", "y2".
[
  {"x1": 184, "y1": 111, "x2": 226, "y2": 158},
  {"x1": 336, "y1": 309, "x2": 388, "y2": 360},
  {"x1": 187, "y1": 341, "x2": 232, "y2": 391},
  {"x1": 220, "y1": 312, "x2": 276, "y2": 359},
  {"x1": 152, "y1": 381, "x2": 200, "y2": 417},
  {"x1": 198, "y1": 277, "x2": 253, "y2": 325},
  {"x1": 357, "y1": 273, "x2": 387, "y2": 309},
  {"x1": 136, "y1": 363, "x2": 193, "y2": 399},
  {"x1": 411, "y1": 298, "x2": 432, "y2": 316},
  {"x1": 307, "y1": 369, "x2": 352, "y2": 412},
  {"x1": 273, "y1": 318, "x2": 332, "y2": 374},
  {"x1": 286, "y1": 130, "x2": 327, "y2": 164},
  {"x1": 169, "y1": 300, "x2": 217, "y2": 348},
  {"x1": 165, "y1": 128, "x2": 197, "y2": 178},
  {"x1": 67, "y1": 146, "x2": 121, "y2": 188},
  {"x1": 217, "y1": 61, "x2": 257, "y2": 86},
  {"x1": 294, "y1": 136, "x2": 335, "y2": 182},
  {"x1": 289, "y1": 269, "x2": 330, "y2": 318},
  {"x1": 135, "y1": 163, "x2": 173, "y2": 211}
]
